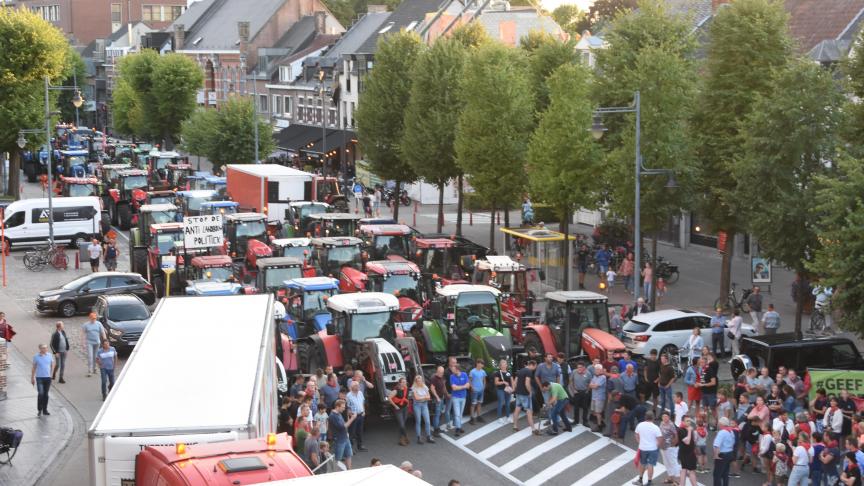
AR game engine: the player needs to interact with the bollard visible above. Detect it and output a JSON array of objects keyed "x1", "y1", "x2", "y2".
[
  {"x1": 413, "y1": 211, "x2": 416, "y2": 227},
  {"x1": 497, "y1": 211, "x2": 501, "y2": 225},
  {"x1": 469, "y1": 211, "x2": 473, "y2": 226},
  {"x1": 74, "y1": 251, "x2": 79, "y2": 270}
]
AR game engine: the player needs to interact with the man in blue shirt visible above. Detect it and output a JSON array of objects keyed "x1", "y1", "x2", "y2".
[
  {"x1": 618, "y1": 351, "x2": 638, "y2": 376},
  {"x1": 30, "y1": 344, "x2": 55, "y2": 416},
  {"x1": 468, "y1": 360, "x2": 487, "y2": 425},
  {"x1": 595, "y1": 245, "x2": 612, "y2": 276},
  {"x1": 713, "y1": 417, "x2": 736, "y2": 486},
  {"x1": 710, "y1": 309, "x2": 726, "y2": 356},
  {"x1": 328, "y1": 399, "x2": 357, "y2": 470},
  {"x1": 449, "y1": 365, "x2": 470, "y2": 436},
  {"x1": 96, "y1": 340, "x2": 118, "y2": 401}
]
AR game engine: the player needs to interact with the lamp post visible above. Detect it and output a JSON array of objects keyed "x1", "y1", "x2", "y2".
[
  {"x1": 18, "y1": 76, "x2": 84, "y2": 245},
  {"x1": 318, "y1": 70, "x2": 327, "y2": 173},
  {"x1": 592, "y1": 91, "x2": 676, "y2": 306},
  {"x1": 73, "y1": 70, "x2": 80, "y2": 127}
]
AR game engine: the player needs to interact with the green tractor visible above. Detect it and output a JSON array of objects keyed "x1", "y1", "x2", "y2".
[
  {"x1": 410, "y1": 284, "x2": 513, "y2": 375},
  {"x1": 129, "y1": 203, "x2": 181, "y2": 275}
]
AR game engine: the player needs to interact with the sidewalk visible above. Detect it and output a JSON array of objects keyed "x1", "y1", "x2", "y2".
[{"x1": 0, "y1": 342, "x2": 75, "y2": 486}]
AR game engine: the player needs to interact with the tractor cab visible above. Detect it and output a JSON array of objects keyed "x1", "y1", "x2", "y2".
[
  {"x1": 255, "y1": 257, "x2": 304, "y2": 295},
  {"x1": 99, "y1": 163, "x2": 132, "y2": 186},
  {"x1": 524, "y1": 290, "x2": 619, "y2": 365},
  {"x1": 473, "y1": 255, "x2": 538, "y2": 340},
  {"x1": 184, "y1": 172, "x2": 208, "y2": 191},
  {"x1": 285, "y1": 201, "x2": 331, "y2": 237},
  {"x1": 111, "y1": 143, "x2": 137, "y2": 165},
  {"x1": 360, "y1": 224, "x2": 413, "y2": 260},
  {"x1": 105, "y1": 168, "x2": 149, "y2": 230},
  {"x1": 310, "y1": 237, "x2": 364, "y2": 278},
  {"x1": 272, "y1": 237, "x2": 315, "y2": 276},
  {"x1": 175, "y1": 190, "x2": 218, "y2": 216},
  {"x1": 306, "y1": 212, "x2": 360, "y2": 238},
  {"x1": 131, "y1": 203, "x2": 181, "y2": 250},
  {"x1": 223, "y1": 212, "x2": 268, "y2": 260},
  {"x1": 200, "y1": 200, "x2": 239, "y2": 216},
  {"x1": 165, "y1": 163, "x2": 194, "y2": 190},
  {"x1": 414, "y1": 284, "x2": 512, "y2": 373},
  {"x1": 413, "y1": 238, "x2": 472, "y2": 284},
  {"x1": 314, "y1": 176, "x2": 349, "y2": 212},
  {"x1": 59, "y1": 176, "x2": 102, "y2": 198},
  {"x1": 58, "y1": 149, "x2": 92, "y2": 178},
  {"x1": 185, "y1": 255, "x2": 243, "y2": 296},
  {"x1": 143, "y1": 222, "x2": 186, "y2": 296},
  {"x1": 281, "y1": 277, "x2": 340, "y2": 340},
  {"x1": 203, "y1": 174, "x2": 227, "y2": 197},
  {"x1": 146, "y1": 151, "x2": 187, "y2": 187},
  {"x1": 364, "y1": 260, "x2": 424, "y2": 331},
  {"x1": 145, "y1": 190, "x2": 177, "y2": 206}
]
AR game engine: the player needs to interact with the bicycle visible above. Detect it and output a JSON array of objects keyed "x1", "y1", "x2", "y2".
[
  {"x1": 24, "y1": 244, "x2": 68, "y2": 272},
  {"x1": 713, "y1": 282, "x2": 751, "y2": 315},
  {"x1": 0, "y1": 427, "x2": 23, "y2": 465},
  {"x1": 809, "y1": 303, "x2": 833, "y2": 335}
]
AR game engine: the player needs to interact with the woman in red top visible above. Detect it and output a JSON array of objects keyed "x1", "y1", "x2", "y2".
[
  {"x1": 389, "y1": 377, "x2": 411, "y2": 446},
  {"x1": 748, "y1": 395, "x2": 771, "y2": 424}
]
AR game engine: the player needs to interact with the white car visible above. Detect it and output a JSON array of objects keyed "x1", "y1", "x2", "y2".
[{"x1": 621, "y1": 309, "x2": 756, "y2": 357}]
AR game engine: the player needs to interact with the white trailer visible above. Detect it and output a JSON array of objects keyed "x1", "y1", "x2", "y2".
[{"x1": 88, "y1": 294, "x2": 278, "y2": 486}]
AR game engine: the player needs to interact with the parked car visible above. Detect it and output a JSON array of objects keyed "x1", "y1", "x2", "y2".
[
  {"x1": 36, "y1": 272, "x2": 156, "y2": 317},
  {"x1": 92, "y1": 294, "x2": 151, "y2": 350},
  {"x1": 731, "y1": 333, "x2": 864, "y2": 379},
  {"x1": 621, "y1": 309, "x2": 756, "y2": 357}
]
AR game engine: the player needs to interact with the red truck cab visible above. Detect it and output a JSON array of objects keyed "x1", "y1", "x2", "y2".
[{"x1": 135, "y1": 433, "x2": 311, "y2": 486}]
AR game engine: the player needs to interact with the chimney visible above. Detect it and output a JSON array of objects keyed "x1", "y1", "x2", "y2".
[
  {"x1": 174, "y1": 24, "x2": 185, "y2": 50},
  {"x1": 238, "y1": 21, "x2": 250, "y2": 57},
  {"x1": 711, "y1": 0, "x2": 730, "y2": 12},
  {"x1": 315, "y1": 11, "x2": 327, "y2": 34},
  {"x1": 367, "y1": 4, "x2": 388, "y2": 13}
]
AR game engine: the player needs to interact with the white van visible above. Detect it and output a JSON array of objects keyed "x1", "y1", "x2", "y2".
[{"x1": 2, "y1": 196, "x2": 101, "y2": 249}]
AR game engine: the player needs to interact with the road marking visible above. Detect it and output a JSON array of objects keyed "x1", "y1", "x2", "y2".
[
  {"x1": 458, "y1": 412, "x2": 524, "y2": 446},
  {"x1": 574, "y1": 450, "x2": 634, "y2": 486},
  {"x1": 440, "y1": 429, "x2": 525, "y2": 486},
  {"x1": 525, "y1": 437, "x2": 619, "y2": 486},
  {"x1": 500, "y1": 426, "x2": 588, "y2": 473},
  {"x1": 478, "y1": 426, "x2": 536, "y2": 459}
]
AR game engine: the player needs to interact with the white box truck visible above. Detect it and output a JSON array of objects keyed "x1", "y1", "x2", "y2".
[
  {"x1": 226, "y1": 164, "x2": 314, "y2": 222},
  {"x1": 88, "y1": 294, "x2": 278, "y2": 486}
]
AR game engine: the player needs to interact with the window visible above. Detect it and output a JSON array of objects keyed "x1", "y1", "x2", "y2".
[
  {"x1": 85, "y1": 277, "x2": 110, "y2": 291},
  {"x1": 142, "y1": 5, "x2": 161, "y2": 22},
  {"x1": 258, "y1": 94, "x2": 268, "y2": 113},
  {"x1": 168, "y1": 5, "x2": 184, "y2": 20},
  {"x1": 831, "y1": 344, "x2": 860, "y2": 368},
  {"x1": 272, "y1": 95, "x2": 283, "y2": 116},
  {"x1": 329, "y1": 108, "x2": 336, "y2": 127},
  {"x1": 279, "y1": 66, "x2": 292, "y2": 83},
  {"x1": 284, "y1": 96, "x2": 292, "y2": 116},
  {"x1": 4, "y1": 212, "x2": 24, "y2": 228},
  {"x1": 111, "y1": 3, "x2": 121, "y2": 22},
  {"x1": 33, "y1": 5, "x2": 59, "y2": 21}
]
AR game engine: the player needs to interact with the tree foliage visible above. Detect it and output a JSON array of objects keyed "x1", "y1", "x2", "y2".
[
  {"x1": 58, "y1": 46, "x2": 87, "y2": 125},
  {"x1": 521, "y1": 32, "x2": 578, "y2": 122},
  {"x1": 181, "y1": 98, "x2": 274, "y2": 167},
  {"x1": 355, "y1": 31, "x2": 423, "y2": 220},
  {"x1": 455, "y1": 42, "x2": 533, "y2": 249},
  {"x1": 584, "y1": 0, "x2": 638, "y2": 31},
  {"x1": 734, "y1": 60, "x2": 841, "y2": 336},
  {"x1": 449, "y1": 22, "x2": 490, "y2": 49},
  {"x1": 551, "y1": 4, "x2": 591, "y2": 39},
  {"x1": 402, "y1": 38, "x2": 466, "y2": 232},
  {"x1": 840, "y1": 28, "x2": 864, "y2": 153},
  {"x1": 114, "y1": 50, "x2": 202, "y2": 144}
]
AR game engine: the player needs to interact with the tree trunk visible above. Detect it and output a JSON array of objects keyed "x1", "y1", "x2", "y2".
[
  {"x1": 456, "y1": 174, "x2": 463, "y2": 237},
  {"x1": 489, "y1": 204, "x2": 496, "y2": 253},
  {"x1": 719, "y1": 231, "x2": 735, "y2": 305},
  {"x1": 562, "y1": 207, "x2": 570, "y2": 291},
  {"x1": 503, "y1": 204, "x2": 510, "y2": 252},
  {"x1": 393, "y1": 180, "x2": 401, "y2": 223},
  {"x1": 7, "y1": 150, "x2": 21, "y2": 198},
  {"x1": 794, "y1": 269, "x2": 805, "y2": 340},
  {"x1": 650, "y1": 233, "x2": 658, "y2": 311},
  {"x1": 437, "y1": 182, "x2": 444, "y2": 233}
]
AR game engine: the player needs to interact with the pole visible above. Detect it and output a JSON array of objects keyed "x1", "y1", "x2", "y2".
[
  {"x1": 321, "y1": 84, "x2": 327, "y2": 174},
  {"x1": 1, "y1": 207, "x2": 6, "y2": 287},
  {"x1": 253, "y1": 73, "x2": 260, "y2": 164},
  {"x1": 633, "y1": 90, "x2": 641, "y2": 305},
  {"x1": 45, "y1": 76, "x2": 55, "y2": 246},
  {"x1": 73, "y1": 71, "x2": 80, "y2": 127}
]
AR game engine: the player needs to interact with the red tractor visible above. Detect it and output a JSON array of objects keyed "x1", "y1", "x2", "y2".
[
  {"x1": 309, "y1": 236, "x2": 365, "y2": 290},
  {"x1": 164, "y1": 162, "x2": 194, "y2": 190},
  {"x1": 522, "y1": 290, "x2": 625, "y2": 366},
  {"x1": 145, "y1": 151, "x2": 188, "y2": 189},
  {"x1": 364, "y1": 260, "x2": 426, "y2": 332},
  {"x1": 271, "y1": 237, "x2": 316, "y2": 277},
  {"x1": 57, "y1": 176, "x2": 102, "y2": 198},
  {"x1": 254, "y1": 256, "x2": 304, "y2": 296},
  {"x1": 140, "y1": 222, "x2": 186, "y2": 296},
  {"x1": 359, "y1": 224, "x2": 414, "y2": 260},
  {"x1": 472, "y1": 255, "x2": 539, "y2": 343},
  {"x1": 104, "y1": 168, "x2": 149, "y2": 229},
  {"x1": 412, "y1": 237, "x2": 472, "y2": 285}
]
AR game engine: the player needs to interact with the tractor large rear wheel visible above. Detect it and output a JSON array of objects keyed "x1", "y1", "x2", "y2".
[
  {"x1": 131, "y1": 248, "x2": 147, "y2": 276},
  {"x1": 118, "y1": 204, "x2": 132, "y2": 230},
  {"x1": 297, "y1": 341, "x2": 327, "y2": 374}
]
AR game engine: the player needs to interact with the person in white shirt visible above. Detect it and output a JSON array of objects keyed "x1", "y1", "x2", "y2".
[
  {"x1": 772, "y1": 410, "x2": 795, "y2": 437},
  {"x1": 87, "y1": 238, "x2": 103, "y2": 272},
  {"x1": 634, "y1": 411, "x2": 663, "y2": 486},
  {"x1": 684, "y1": 327, "x2": 703, "y2": 363},
  {"x1": 727, "y1": 310, "x2": 744, "y2": 356},
  {"x1": 788, "y1": 432, "x2": 813, "y2": 486},
  {"x1": 673, "y1": 391, "x2": 689, "y2": 426},
  {"x1": 824, "y1": 398, "x2": 845, "y2": 438}
]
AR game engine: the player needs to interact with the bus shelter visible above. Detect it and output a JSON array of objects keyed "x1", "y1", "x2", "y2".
[{"x1": 500, "y1": 226, "x2": 577, "y2": 297}]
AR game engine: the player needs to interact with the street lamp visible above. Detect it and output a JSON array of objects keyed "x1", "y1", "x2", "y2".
[
  {"x1": 18, "y1": 76, "x2": 87, "y2": 246},
  {"x1": 592, "y1": 91, "x2": 675, "y2": 305}
]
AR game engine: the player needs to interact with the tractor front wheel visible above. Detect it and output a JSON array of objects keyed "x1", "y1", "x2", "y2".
[{"x1": 118, "y1": 204, "x2": 132, "y2": 230}]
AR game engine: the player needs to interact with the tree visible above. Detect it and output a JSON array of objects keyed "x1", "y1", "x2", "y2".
[
  {"x1": 691, "y1": 0, "x2": 792, "y2": 303},
  {"x1": 733, "y1": 60, "x2": 841, "y2": 338},
  {"x1": 551, "y1": 4, "x2": 590, "y2": 39},
  {"x1": 521, "y1": 33, "x2": 579, "y2": 122},
  {"x1": 114, "y1": 50, "x2": 202, "y2": 146},
  {"x1": 527, "y1": 63, "x2": 602, "y2": 289},
  {"x1": 841, "y1": 29, "x2": 864, "y2": 154},
  {"x1": 593, "y1": 0, "x2": 698, "y2": 304},
  {"x1": 584, "y1": 0, "x2": 638, "y2": 31},
  {"x1": 181, "y1": 97, "x2": 274, "y2": 167},
  {"x1": 355, "y1": 31, "x2": 423, "y2": 223},
  {"x1": 111, "y1": 79, "x2": 144, "y2": 138},
  {"x1": 402, "y1": 38, "x2": 466, "y2": 232},
  {"x1": 810, "y1": 155, "x2": 864, "y2": 332},
  {"x1": 58, "y1": 46, "x2": 86, "y2": 125},
  {"x1": 0, "y1": 8, "x2": 72, "y2": 197},
  {"x1": 455, "y1": 42, "x2": 533, "y2": 251}
]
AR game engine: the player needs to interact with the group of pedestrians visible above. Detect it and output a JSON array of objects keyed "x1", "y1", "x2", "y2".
[{"x1": 86, "y1": 237, "x2": 119, "y2": 273}]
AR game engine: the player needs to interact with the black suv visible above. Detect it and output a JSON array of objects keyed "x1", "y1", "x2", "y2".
[
  {"x1": 36, "y1": 272, "x2": 156, "y2": 317},
  {"x1": 93, "y1": 294, "x2": 151, "y2": 350},
  {"x1": 731, "y1": 333, "x2": 864, "y2": 378}
]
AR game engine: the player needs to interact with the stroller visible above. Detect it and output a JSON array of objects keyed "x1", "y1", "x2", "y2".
[{"x1": 0, "y1": 427, "x2": 23, "y2": 465}]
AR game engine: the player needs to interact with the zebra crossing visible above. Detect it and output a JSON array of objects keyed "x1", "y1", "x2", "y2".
[{"x1": 440, "y1": 406, "x2": 669, "y2": 486}]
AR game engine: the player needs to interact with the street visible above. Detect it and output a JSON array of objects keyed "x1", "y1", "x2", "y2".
[{"x1": 0, "y1": 176, "x2": 822, "y2": 486}]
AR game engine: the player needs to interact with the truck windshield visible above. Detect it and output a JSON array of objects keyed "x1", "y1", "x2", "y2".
[
  {"x1": 264, "y1": 266, "x2": 302, "y2": 289},
  {"x1": 156, "y1": 232, "x2": 183, "y2": 253},
  {"x1": 327, "y1": 246, "x2": 361, "y2": 268},
  {"x1": 370, "y1": 274, "x2": 418, "y2": 302},
  {"x1": 455, "y1": 292, "x2": 500, "y2": 329},
  {"x1": 68, "y1": 184, "x2": 96, "y2": 197},
  {"x1": 123, "y1": 175, "x2": 148, "y2": 190},
  {"x1": 299, "y1": 204, "x2": 329, "y2": 219},
  {"x1": 372, "y1": 235, "x2": 409, "y2": 258},
  {"x1": 149, "y1": 210, "x2": 178, "y2": 224},
  {"x1": 351, "y1": 312, "x2": 392, "y2": 341},
  {"x1": 65, "y1": 155, "x2": 87, "y2": 167},
  {"x1": 282, "y1": 246, "x2": 311, "y2": 260},
  {"x1": 155, "y1": 157, "x2": 173, "y2": 169},
  {"x1": 236, "y1": 221, "x2": 266, "y2": 238},
  {"x1": 199, "y1": 267, "x2": 233, "y2": 282}
]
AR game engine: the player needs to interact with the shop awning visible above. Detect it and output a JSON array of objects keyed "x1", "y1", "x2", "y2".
[{"x1": 274, "y1": 125, "x2": 356, "y2": 155}]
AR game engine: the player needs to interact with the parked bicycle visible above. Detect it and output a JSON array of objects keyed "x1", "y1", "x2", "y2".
[
  {"x1": 0, "y1": 427, "x2": 23, "y2": 465},
  {"x1": 713, "y1": 282, "x2": 752, "y2": 315},
  {"x1": 23, "y1": 244, "x2": 68, "y2": 272},
  {"x1": 655, "y1": 256, "x2": 680, "y2": 285}
]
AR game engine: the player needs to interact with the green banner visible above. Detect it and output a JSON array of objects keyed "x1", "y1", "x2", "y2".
[{"x1": 809, "y1": 368, "x2": 864, "y2": 399}]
